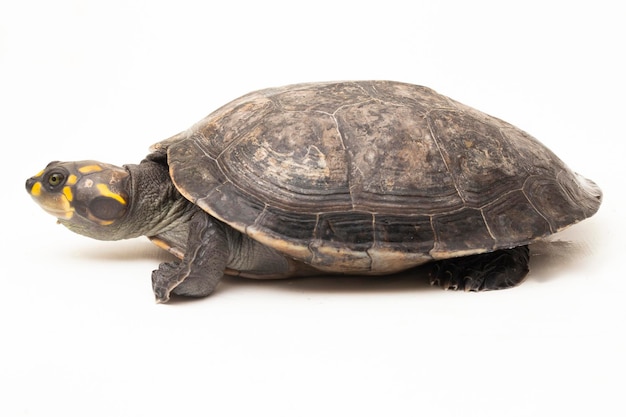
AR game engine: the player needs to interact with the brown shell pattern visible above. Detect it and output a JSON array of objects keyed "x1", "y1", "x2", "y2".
[{"x1": 163, "y1": 81, "x2": 602, "y2": 273}]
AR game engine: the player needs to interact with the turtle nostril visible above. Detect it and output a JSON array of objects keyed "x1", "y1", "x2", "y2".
[{"x1": 25, "y1": 178, "x2": 35, "y2": 191}]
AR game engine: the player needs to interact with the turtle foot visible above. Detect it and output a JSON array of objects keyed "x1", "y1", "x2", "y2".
[
  {"x1": 429, "y1": 246, "x2": 530, "y2": 291},
  {"x1": 151, "y1": 261, "x2": 184, "y2": 303}
]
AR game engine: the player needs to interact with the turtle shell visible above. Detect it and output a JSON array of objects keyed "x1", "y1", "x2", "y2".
[{"x1": 157, "y1": 81, "x2": 601, "y2": 274}]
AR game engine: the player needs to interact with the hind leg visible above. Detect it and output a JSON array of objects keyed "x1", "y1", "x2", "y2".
[{"x1": 429, "y1": 246, "x2": 530, "y2": 291}]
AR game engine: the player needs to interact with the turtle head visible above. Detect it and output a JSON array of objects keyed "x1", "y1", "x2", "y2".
[{"x1": 26, "y1": 161, "x2": 131, "y2": 240}]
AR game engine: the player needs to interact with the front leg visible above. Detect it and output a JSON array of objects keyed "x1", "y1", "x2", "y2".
[{"x1": 152, "y1": 212, "x2": 229, "y2": 303}]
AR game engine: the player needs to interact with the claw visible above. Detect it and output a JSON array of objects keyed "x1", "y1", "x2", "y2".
[
  {"x1": 151, "y1": 261, "x2": 181, "y2": 304},
  {"x1": 154, "y1": 288, "x2": 171, "y2": 304}
]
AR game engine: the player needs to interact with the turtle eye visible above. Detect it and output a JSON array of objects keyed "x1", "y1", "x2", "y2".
[{"x1": 47, "y1": 172, "x2": 66, "y2": 187}]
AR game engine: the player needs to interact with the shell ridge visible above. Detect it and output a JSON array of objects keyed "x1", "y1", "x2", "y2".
[
  {"x1": 328, "y1": 111, "x2": 356, "y2": 210},
  {"x1": 191, "y1": 134, "x2": 217, "y2": 162},
  {"x1": 479, "y1": 208, "x2": 498, "y2": 245},
  {"x1": 478, "y1": 185, "x2": 523, "y2": 210},
  {"x1": 428, "y1": 215, "x2": 440, "y2": 257},
  {"x1": 520, "y1": 175, "x2": 556, "y2": 233},
  {"x1": 425, "y1": 112, "x2": 466, "y2": 205},
  {"x1": 352, "y1": 81, "x2": 376, "y2": 98}
]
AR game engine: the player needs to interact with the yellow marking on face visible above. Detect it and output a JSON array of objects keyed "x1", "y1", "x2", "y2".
[
  {"x1": 96, "y1": 183, "x2": 127, "y2": 205},
  {"x1": 31, "y1": 182, "x2": 42, "y2": 196},
  {"x1": 34, "y1": 170, "x2": 44, "y2": 178},
  {"x1": 67, "y1": 174, "x2": 78, "y2": 185},
  {"x1": 62, "y1": 186, "x2": 73, "y2": 201},
  {"x1": 78, "y1": 164, "x2": 103, "y2": 174}
]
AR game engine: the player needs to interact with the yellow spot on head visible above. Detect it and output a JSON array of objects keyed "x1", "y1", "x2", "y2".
[
  {"x1": 67, "y1": 174, "x2": 78, "y2": 185},
  {"x1": 96, "y1": 183, "x2": 127, "y2": 205},
  {"x1": 31, "y1": 182, "x2": 42, "y2": 196},
  {"x1": 78, "y1": 164, "x2": 103, "y2": 174},
  {"x1": 62, "y1": 186, "x2": 73, "y2": 201},
  {"x1": 34, "y1": 170, "x2": 44, "y2": 178}
]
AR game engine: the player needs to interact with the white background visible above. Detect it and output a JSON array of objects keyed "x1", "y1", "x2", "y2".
[{"x1": 1, "y1": 1, "x2": 624, "y2": 416}]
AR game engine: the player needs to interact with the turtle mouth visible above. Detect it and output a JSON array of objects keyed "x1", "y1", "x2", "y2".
[
  {"x1": 33, "y1": 199, "x2": 75, "y2": 220},
  {"x1": 26, "y1": 178, "x2": 75, "y2": 220},
  {"x1": 41, "y1": 206, "x2": 74, "y2": 220}
]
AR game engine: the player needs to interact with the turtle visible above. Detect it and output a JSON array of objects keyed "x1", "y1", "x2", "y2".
[{"x1": 25, "y1": 81, "x2": 602, "y2": 303}]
